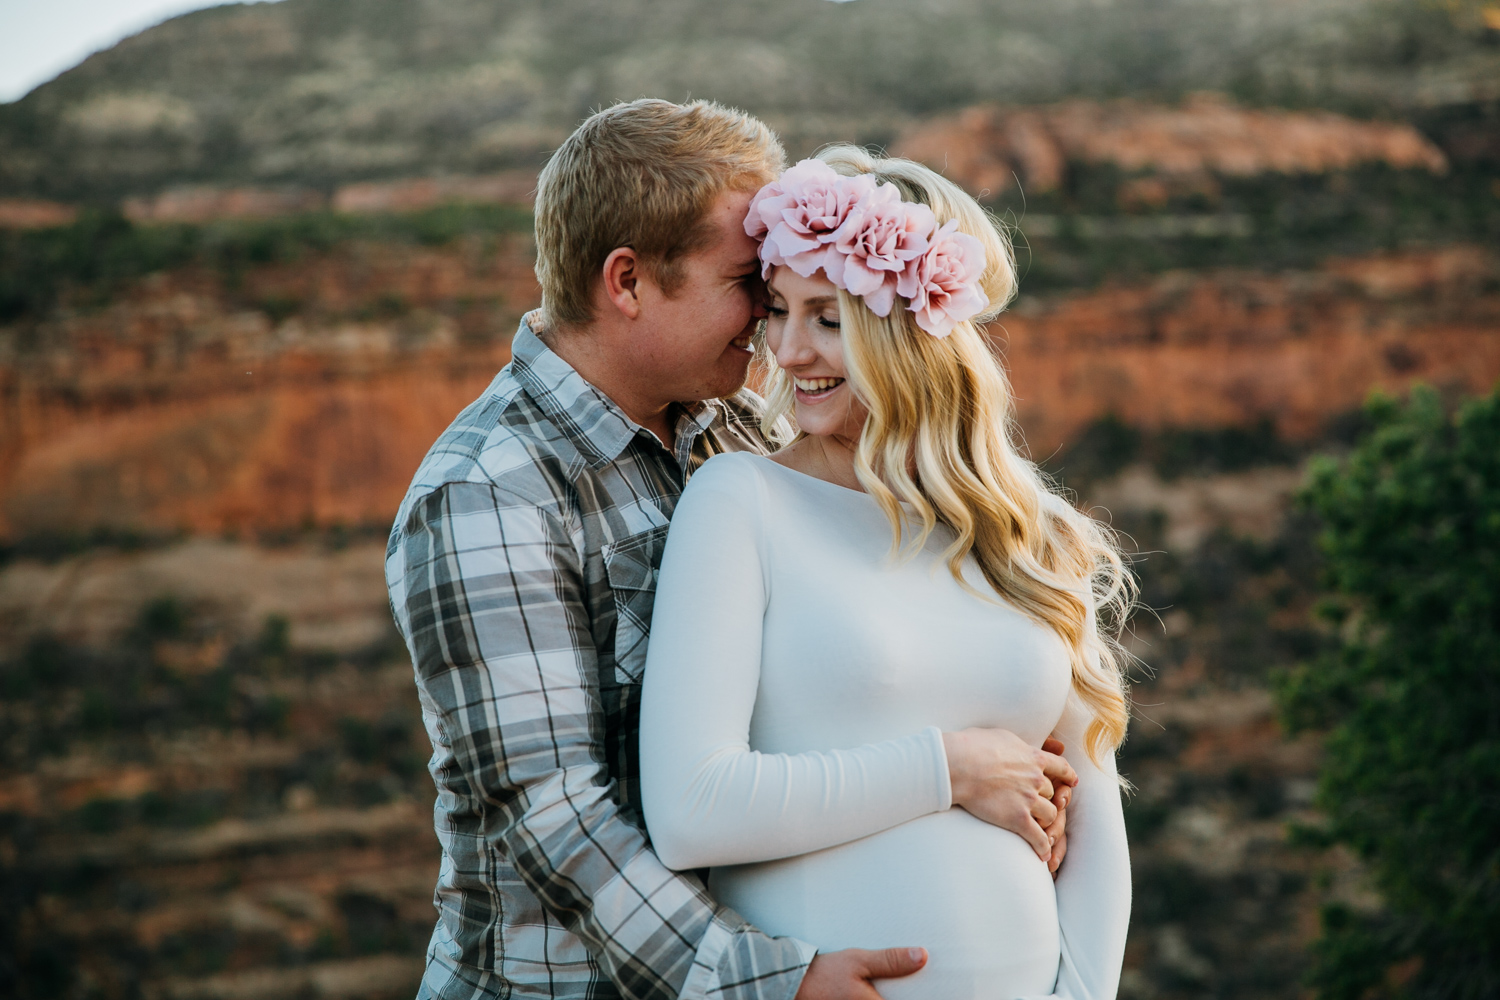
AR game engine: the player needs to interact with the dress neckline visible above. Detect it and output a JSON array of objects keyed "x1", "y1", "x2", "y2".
[{"x1": 743, "y1": 451, "x2": 872, "y2": 499}]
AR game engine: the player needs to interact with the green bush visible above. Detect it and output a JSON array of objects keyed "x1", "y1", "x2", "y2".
[{"x1": 1277, "y1": 385, "x2": 1500, "y2": 999}]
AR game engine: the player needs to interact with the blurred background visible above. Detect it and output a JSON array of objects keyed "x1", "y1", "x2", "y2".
[{"x1": 1, "y1": 1, "x2": 1497, "y2": 998}]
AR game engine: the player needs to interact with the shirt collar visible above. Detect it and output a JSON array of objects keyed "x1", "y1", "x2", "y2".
[
  {"x1": 672, "y1": 397, "x2": 729, "y2": 471},
  {"x1": 510, "y1": 312, "x2": 729, "y2": 470}
]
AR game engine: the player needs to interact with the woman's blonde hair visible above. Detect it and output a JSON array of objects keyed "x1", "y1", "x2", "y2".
[{"x1": 757, "y1": 146, "x2": 1134, "y2": 763}]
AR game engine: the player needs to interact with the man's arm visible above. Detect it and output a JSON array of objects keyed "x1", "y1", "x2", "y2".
[{"x1": 400, "y1": 481, "x2": 814, "y2": 1000}]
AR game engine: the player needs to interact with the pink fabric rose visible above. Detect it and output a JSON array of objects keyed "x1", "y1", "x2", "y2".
[
  {"x1": 828, "y1": 183, "x2": 935, "y2": 317},
  {"x1": 744, "y1": 159, "x2": 873, "y2": 279},
  {"x1": 745, "y1": 161, "x2": 991, "y2": 338},
  {"x1": 896, "y1": 219, "x2": 989, "y2": 338}
]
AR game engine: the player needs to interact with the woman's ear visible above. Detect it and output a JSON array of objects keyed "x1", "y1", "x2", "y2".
[{"x1": 601, "y1": 247, "x2": 643, "y2": 320}]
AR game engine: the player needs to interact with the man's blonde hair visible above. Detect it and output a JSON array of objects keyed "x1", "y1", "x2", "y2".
[{"x1": 534, "y1": 99, "x2": 786, "y2": 329}]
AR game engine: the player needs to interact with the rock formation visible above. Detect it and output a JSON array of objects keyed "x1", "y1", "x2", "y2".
[
  {"x1": 893, "y1": 94, "x2": 1449, "y2": 202},
  {"x1": 0, "y1": 235, "x2": 539, "y2": 540},
  {"x1": 115, "y1": 169, "x2": 540, "y2": 225},
  {"x1": 0, "y1": 198, "x2": 78, "y2": 229},
  {"x1": 1003, "y1": 245, "x2": 1500, "y2": 452},
  {"x1": 3, "y1": 239, "x2": 1495, "y2": 541},
  {"x1": 4, "y1": 0, "x2": 1495, "y2": 201}
]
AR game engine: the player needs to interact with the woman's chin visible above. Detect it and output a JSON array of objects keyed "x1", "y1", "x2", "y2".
[
  {"x1": 794, "y1": 408, "x2": 862, "y2": 441},
  {"x1": 792, "y1": 411, "x2": 836, "y2": 438}
]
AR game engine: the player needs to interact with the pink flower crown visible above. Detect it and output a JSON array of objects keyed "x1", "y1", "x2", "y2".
[{"x1": 744, "y1": 159, "x2": 989, "y2": 339}]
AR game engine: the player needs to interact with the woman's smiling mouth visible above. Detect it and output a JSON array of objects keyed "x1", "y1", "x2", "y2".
[{"x1": 794, "y1": 376, "x2": 845, "y2": 401}]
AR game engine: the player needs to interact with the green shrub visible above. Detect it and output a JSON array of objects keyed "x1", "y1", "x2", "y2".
[{"x1": 1277, "y1": 385, "x2": 1500, "y2": 999}]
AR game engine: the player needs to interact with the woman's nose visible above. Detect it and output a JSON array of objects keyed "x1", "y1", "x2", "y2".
[{"x1": 773, "y1": 319, "x2": 817, "y2": 368}]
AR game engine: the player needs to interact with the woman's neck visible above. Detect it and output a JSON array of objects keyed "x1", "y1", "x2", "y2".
[{"x1": 770, "y1": 433, "x2": 865, "y2": 492}]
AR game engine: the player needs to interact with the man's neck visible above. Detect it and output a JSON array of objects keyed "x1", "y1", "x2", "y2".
[{"x1": 539, "y1": 317, "x2": 677, "y2": 448}]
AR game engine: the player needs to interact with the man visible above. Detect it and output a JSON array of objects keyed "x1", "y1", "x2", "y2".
[{"x1": 387, "y1": 99, "x2": 1075, "y2": 1000}]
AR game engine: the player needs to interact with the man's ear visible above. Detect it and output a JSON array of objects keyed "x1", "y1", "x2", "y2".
[{"x1": 601, "y1": 247, "x2": 644, "y2": 321}]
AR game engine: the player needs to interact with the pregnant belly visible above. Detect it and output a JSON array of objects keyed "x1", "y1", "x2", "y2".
[{"x1": 710, "y1": 811, "x2": 1061, "y2": 1000}]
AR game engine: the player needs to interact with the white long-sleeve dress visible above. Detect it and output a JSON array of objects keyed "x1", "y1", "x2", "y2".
[{"x1": 639, "y1": 452, "x2": 1130, "y2": 1000}]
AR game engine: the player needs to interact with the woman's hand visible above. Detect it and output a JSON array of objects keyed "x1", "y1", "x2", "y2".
[
  {"x1": 941, "y1": 729, "x2": 1078, "y2": 863},
  {"x1": 1047, "y1": 781, "x2": 1071, "y2": 878}
]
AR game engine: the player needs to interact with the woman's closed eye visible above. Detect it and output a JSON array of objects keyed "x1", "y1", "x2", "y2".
[{"x1": 764, "y1": 301, "x2": 839, "y2": 328}]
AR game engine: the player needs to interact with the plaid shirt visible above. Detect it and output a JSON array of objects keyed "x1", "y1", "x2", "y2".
[{"x1": 386, "y1": 316, "x2": 815, "y2": 1000}]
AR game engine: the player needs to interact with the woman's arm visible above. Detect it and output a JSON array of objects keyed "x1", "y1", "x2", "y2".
[
  {"x1": 1020, "y1": 690, "x2": 1132, "y2": 999},
  {"x1": 639, "y1": 456, "x2": 952, "y2": 871}
]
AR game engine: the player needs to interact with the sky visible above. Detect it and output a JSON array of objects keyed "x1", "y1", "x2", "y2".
[{"x1": 0, "y1": 0, "x2": 285, "y2": 103}]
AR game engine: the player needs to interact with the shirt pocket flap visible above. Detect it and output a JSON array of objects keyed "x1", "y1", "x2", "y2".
[{"x1": 602, "y1": 524, "x2": 669, "y2": 684}]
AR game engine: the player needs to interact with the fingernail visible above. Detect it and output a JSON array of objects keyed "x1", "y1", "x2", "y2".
[{"x1": 908, "y1": 948, "x2": 925, "y2": 963}]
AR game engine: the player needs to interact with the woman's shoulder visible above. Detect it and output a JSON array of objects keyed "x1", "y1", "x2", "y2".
[
  {"x1": 683, "y1": 450, "x2": 849, "y2": 520},
  {"x1": 687, "y1": 450, "x2": 772, "y2": 491},
  {"x1": 679, "y1": 452, "x2": 778, "y2": 513},
  {"x1": 670, "y1": 454, "x2": 785, "y2": 546}
]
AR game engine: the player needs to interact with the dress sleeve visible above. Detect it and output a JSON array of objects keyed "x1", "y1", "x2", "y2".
[
  {"x1": 639, "y1": 456, "x2": 953, "y2": 871},
  {"x1": 1020, "y1": 608, "x2": 1132, "y2": 1000}
]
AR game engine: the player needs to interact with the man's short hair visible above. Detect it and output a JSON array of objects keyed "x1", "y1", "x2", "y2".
[{"x1": 534, "y1": 99, "x2": 786, "y2": 329}]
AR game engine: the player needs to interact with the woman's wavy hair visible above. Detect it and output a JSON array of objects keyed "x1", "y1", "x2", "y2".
[{"x1": 755, "y1": 145, "x2": 1135, "y2": 763}]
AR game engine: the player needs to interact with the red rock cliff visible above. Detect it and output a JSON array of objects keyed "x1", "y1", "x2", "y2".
[
  {"x1": 2, "y1": 242, "x2": 1496, "y2": 540},
  {"x1": 1003, "y1": 246, "x2": 1500, "y2": 453},
  {"x1": 0, "y1": 236, "x2": 538, "y2": 538},
  {"x1": 894, "y1": 94, "x2": 1449, "y2": 201}
]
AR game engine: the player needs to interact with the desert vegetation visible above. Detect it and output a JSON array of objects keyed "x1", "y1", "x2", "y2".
[{"x1": 1277, "y1": 388, "x2": 1500, "y2": 1000}]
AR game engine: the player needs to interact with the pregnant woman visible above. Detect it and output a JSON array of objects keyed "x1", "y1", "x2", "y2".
[{"x1": 639, "y1": 149, "x2": 1132, "y2": 1000}]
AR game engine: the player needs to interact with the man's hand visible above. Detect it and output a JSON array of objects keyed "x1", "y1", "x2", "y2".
[
  {"x1": 941, "y1": 729, "x2": 1078, "y2": 864},
  {"x1": 795, "y1": 947, "x2": 927, "y2": 1000}
]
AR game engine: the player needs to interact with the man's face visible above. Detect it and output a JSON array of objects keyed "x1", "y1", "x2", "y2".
[{"x1": 635, "y1": 187, "x2": 765, "y2": 403}]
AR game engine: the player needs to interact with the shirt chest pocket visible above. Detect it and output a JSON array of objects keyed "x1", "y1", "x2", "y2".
[{"x1": 602, "y1": 523, "x2": 670, "y2": 685}]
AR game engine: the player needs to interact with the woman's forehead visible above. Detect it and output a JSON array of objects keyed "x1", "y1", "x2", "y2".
[{"x1": 769, "y1": 267, "x2": 838, "y2": 303}]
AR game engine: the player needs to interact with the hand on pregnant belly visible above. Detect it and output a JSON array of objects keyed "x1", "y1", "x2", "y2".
[
  {"x1": 941, "y1": 729, "x2": 1078, "y2": 863},
  {"x1": 796, "y1": 947, "x2": 929, "y2": 1000}
]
